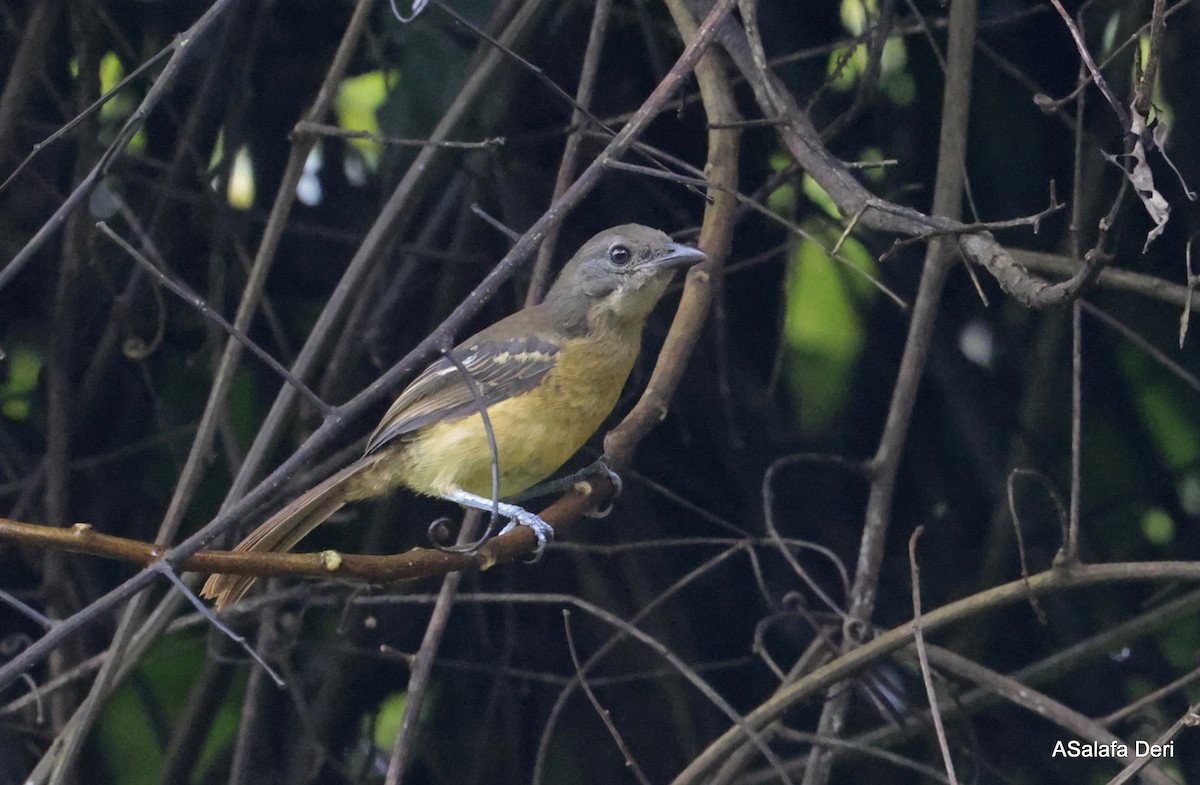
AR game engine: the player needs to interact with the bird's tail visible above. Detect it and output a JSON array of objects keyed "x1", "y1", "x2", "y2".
[{"x1": 201, "y1": 455, "x2": 381, "y2": 609}]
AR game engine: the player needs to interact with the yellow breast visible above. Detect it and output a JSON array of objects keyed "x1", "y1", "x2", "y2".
[{"x1": 393, "y1": 332, "x2": 639, "y2": 499}]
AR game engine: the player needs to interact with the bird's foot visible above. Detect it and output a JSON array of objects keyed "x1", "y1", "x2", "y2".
[
  {"x1": 504, "y1": 455, "x2": 622, "y2": 506},
  {"x1": 445, "y1": 489, "x2": 554, "y2": 560},
  {"x1": 581, "y1": 457, "x2": 623, "y2": 518},
  {"x1": 495, "y1": 508, "x2": 554, "y2": 561}
]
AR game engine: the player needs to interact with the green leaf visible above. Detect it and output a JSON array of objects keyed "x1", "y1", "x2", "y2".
[
  {"x1": 227, "y1": 146, "x2": 255, "y2": 209},
  {"x1": 96, "y1": 632, "x2": 223, "y2": 785},
  {"x1": 373, "y1": 691, "x2": 409, "y2": 750},
  {"x1": 826, "y1": 45, "x2": 865, "y2": 91},
  {"x1": 1123, "y1": 352, "x2": 1200, "y2": 471},
  {"x1": 1140, "y1": 506, "x2": 1175, "y2": 545},
  {"x1": 1, "y1": 346, "x2": 41, "y2": 421},
  {"x1": 337, "y1": 70, "x2": 399, "y2": 169},
  {"x1": 767, "y1": 183, "x2": 795, "y2": 217},
  {"x1": 783, "y1": 223, "x2": 877, "y2": 433},
  {"x1": 802, "y1": 175, "x2": 841, "y2": 220}
]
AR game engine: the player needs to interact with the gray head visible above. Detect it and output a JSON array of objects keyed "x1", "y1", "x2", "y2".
[{"x1": 543, "y1": 224, "x2": 706, "y2": 330}]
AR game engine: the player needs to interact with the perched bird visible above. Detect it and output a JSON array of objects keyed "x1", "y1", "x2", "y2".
[{"x1": 202, "y1": 224, "x2": 705, "y2": 608}]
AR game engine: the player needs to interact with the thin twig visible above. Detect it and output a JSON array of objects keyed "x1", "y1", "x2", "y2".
[
  {"x1": 293, "y1": 120, "x2": 504, "y2": 149},
  {"x1": 0, "y1": 589, "x2": 55, "y2": 630},
  {"x1": 907, "y1": 528, "x2": 960, "y2": 785},
  {"x1": 1005, "y1": 468, "x2": 1063, "y2": 624},
  {"x1": 468, "y1": 203, "x2": 521, "y2": 243},
  {"x1": 1066, "y1": 298, "x2": 1082, "y2": 564},
  {"x1": 878, "y1": 194, "x2": 1066, "y2": 259},
  {"x1": 1082, "y1": 301, "x2": 1200, "y2": 394},
  {"x1": 0, "y1": 40, "x2": 174, "y2": 195},
  {"x1": 1099, "y1": 661, "x2": 1200, "y2": 727},
  {"x1": 1047, "y1": 0, "x2": 1130, "y2": 129},
  {"x1": 525, "y1": 0, "x2": 614, "y2": 306},
  {"x1": 562, "y1": 610, "x2": 654, "y2": 785},
  {"x1": 760, "y1": 454, "x2": 856, "y2": 614},
  {"x1": 670, "y1": 560, "x2": 1200, "y2": 785},
  {"x1": 382, "y1": 512, "x2": 480, "y2": 785},
  {"x1": 531, "y1": 544, "x2": 750, "y2": 785},
  {"x1": 153, "y1": 563, "x2": 283, "y2": 687},
  {"x1": 602, "y1": 157, "x2": 907, "y2": 309},
  {"x1": 429, "y1": 0, "x2": 704, "y2": 201},
  {"x1": 1105, "y1": 698, "x2": 1200, "y2": 785},
  {"x1": 95, "y1": 221, "x2": 330, "y2": 415},
  {"x1": 922, "y1": 646, "x2": 1177, "y2": 785},
  {"x1": 0, "y1": 0, "x2": 241, "y2": 292}
]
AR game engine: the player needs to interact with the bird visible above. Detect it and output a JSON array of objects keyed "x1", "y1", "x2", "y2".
[{"x1": 201, "y1": 224, "x2": 706, "y2": 608}]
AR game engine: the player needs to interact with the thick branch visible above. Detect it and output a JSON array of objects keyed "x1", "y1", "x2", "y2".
[
  {"x1": 670, "y1": 560, "x2": 1200, "y2": 785},
  {"x1": 689, "y1": 0, "x2": 1097, "y2": 311},
  {"x1": 0, "y1": 513, "x2": 572, "y2": 584}
]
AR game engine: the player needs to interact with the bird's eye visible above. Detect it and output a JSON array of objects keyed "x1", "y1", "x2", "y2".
[{"x1": 608, "y1": 244, "x2": 631, "y2": 266}]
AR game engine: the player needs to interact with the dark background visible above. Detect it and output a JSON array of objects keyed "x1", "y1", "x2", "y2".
[{"x1": 2, "y1": 1, "x2": 1200, "y2": 783}]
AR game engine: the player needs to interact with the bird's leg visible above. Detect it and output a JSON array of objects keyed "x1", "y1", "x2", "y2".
[
  {"x1": 444, "y1": 488, "x2": 554, "y2": 559},
  {"x1": 505, "y1": 456, "x2": 623, "y2": 514}
]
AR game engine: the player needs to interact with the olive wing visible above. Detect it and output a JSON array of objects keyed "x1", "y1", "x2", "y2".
[{"x1": 364, "y1": 334, "x2": 560, "y2": 455}]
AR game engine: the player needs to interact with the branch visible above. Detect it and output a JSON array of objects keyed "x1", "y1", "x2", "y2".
[
  {"x1": 0, "y1": 0, "x2": 241, "y2": 291},
  {"x1": 604, "y1": 0, "x2": 740, "y2": 471},
  {"x1": 0, "y1": 513, "x2": 581, "y2": 585},
  {"x1": 670, "y1": 560, "x2": 1200, "y2": 785},
  {"x1": 692, "y1": 0, "x2": 1104, "y2": 311},
  {"x1": 925, "y1": 646, "x2": 1177, "y2": 785}
]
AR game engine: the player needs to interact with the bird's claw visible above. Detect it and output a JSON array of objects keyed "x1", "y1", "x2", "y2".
[
  {"x1": 584, "y1": 458, "x2": 623, "y2": 519},
  {"x1": 496, "y1": 509, "x2": 554, "y2": 561},
  {"x1": 445, "y1": 489, "x2": 554, "y2": 560}
]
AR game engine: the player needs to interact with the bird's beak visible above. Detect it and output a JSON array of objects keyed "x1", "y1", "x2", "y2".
[{"x1": 650, "y1": 242, "x2": 707, "y2": 271}]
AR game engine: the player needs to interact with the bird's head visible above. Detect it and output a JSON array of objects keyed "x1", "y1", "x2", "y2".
[{"x1": 544, "y1": 224, "x2": 706, "y2": 331}]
